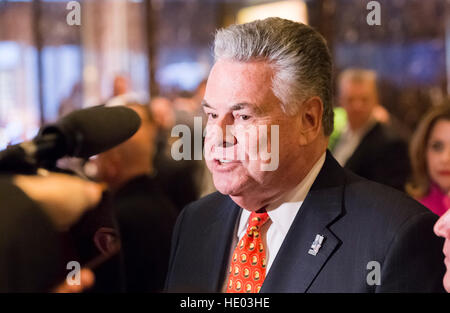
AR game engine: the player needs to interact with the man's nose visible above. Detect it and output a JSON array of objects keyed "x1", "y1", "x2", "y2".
[
  {"x1": 215, "y1": 114, "x2": 237, "y2": 147},
  {"x1": 434, "y1": 210, "x2": 450, "y2": 238}
]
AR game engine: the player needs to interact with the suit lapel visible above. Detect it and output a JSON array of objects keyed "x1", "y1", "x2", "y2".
[
  {"x1": 261, "y1": 151, "x2": 345, "y2": 293},
  {"x1": 201, "y1": 197, "x2": 241, "y2": 292}
]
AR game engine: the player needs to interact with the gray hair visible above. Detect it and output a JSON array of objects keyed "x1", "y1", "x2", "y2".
[{"x1": 214, "y1": 17, "x2": 334, "y2": 136}]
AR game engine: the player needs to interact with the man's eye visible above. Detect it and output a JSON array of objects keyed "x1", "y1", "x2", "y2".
[
  {"x1": 207, "y1": 113, "x2": 218, "y2": 119},
  {"x1": 239, "y1": 115, "x2": 251, "y2": 121}
]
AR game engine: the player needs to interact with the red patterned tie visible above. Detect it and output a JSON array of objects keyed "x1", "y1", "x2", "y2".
[{"x1": 226, "y1": 209, "x2": 270, "y2": 293}]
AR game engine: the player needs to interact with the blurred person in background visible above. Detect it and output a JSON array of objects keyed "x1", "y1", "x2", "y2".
[
  {"x1": 407, "y1": 104, "x2": 450, "y2": 217},
  {"x1": 95, "y1": 102, "x2": 177, "y2": 292},
  {"x1": 150, "y1": 96, "x2": 199, "y2": 212},
  {"x1": 150, "y1": 87, "x2": 210, "y2": 212},
  {"x1": 331, "y1": 68, "x2": 410, "y2": 191},
  {"x1": 172, "y1": 79, "x2": 207, "y2": 127},
  {"x1": 106, "y1": 74, "x2": 142, "y2": 107},
  {"x1": 113, "y1": 75, "x2": 129, "y2": 97},
  {"x1": 171, "y1": 79, "x2": 216, "y2": 198},
  {"x1": 151, "y1": 97, "x2": 176, "y2": 133}
]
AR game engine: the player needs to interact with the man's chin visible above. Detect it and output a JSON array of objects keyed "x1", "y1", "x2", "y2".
[
  {"x1": 444, "y1": 269, "x2": 450, "y2": 293},
  {"x1": 213, "y1": 182, "x2": 238, "y2": 196},
  {"x1": 212, "y1": 177, "x2": 245, "y2": 196}
]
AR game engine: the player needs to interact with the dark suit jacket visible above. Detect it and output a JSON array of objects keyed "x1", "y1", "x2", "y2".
[
  {"x1": 340, "y1": 122, "x2": 410, "y2": 191},
  {"x1": 114, "y1": 174, "x2": 178, "y2": 292},
  {"x1": 165, "y1": 152, "x2": 446, "y2": 293},
  {"x1": 154, "y1": 130, "x2": 201, "y2": 213}
]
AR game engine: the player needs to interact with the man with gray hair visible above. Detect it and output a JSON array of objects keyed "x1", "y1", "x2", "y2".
[{"x1": 165, "y1": 18, "x2": 445, "y2": 293}]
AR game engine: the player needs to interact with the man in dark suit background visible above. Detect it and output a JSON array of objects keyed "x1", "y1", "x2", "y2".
[
  {"x1": 96, "y1": 103, "x2": 177, "y2": 292},
  {"x1": 165, "y1": 18, "x2": 445, "y2": 293},
  {"x1": 331, "y1": 68, "x2": 410, "y2": 191}
]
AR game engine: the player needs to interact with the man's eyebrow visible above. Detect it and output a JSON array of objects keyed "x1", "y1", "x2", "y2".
[
  {"x1": 202, "y1": 100, "x2": 261, "y2": 113},
  {"x1": 201, "y1": 100, "x2": 213, "y2": 109},
  {"x1": 231, "y1": 102, "x2": 262, "y2": 114},
  {"x1": 230, "y1": 103, "x2": 250, "y2": 111}
]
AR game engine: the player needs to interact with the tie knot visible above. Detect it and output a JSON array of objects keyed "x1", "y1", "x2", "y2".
[{"x1": 247, "y1": 210, "x2": 269, "y2": 236}]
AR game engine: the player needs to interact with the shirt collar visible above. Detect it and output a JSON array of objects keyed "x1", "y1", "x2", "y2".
[
  {"x1": 343, "y1": 116, "x2": 377, "y2": 139},
  {"x1": 237, "y1": 152, "x2": 326, "y2": 238}
]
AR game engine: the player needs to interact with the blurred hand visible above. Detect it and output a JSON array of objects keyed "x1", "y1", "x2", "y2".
[
  {"x1": 53, "y1": 268, "x2": 95, "y2": 293},
  {"x1": 13, "y1": 172, "x2": 103, "y2": 230}
]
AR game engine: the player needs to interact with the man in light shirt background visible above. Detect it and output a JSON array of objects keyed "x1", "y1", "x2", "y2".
[{"x1": 331, "y1": 68, "x2": 410, "y2": 191}]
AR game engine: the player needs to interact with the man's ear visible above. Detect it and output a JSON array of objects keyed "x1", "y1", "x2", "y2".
[{"x1": 298, "y1": 96, "x2": 324, "y2": 145}]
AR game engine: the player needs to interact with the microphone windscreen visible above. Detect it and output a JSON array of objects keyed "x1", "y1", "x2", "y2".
[{"x1": 40, "y1": 105, "x2": 141, "y2": 158}]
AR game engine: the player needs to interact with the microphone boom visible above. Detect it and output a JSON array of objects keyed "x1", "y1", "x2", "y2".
[{"x1": 0, "y1": 105, "x2": 141, "y2": 173}]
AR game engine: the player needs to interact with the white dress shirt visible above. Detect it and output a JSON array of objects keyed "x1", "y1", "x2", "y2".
[{"x1": 221, "y1": 152, "x2": 326, "y2": 291}]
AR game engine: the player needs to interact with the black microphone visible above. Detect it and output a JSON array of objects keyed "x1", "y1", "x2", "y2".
[{"x1": 0, "y1": 105, "x2": 141, "y2": 173}]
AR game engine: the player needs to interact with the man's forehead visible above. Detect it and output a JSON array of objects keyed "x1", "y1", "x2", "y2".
[
  {"x1": 341, "y1": 78, "x2": 376, "y2": 91},
  {"x1": 203, "y1": 60, "x2": 276, "y2": 111},
  {"x1": 207, "y1": 59, "x2": 273, "y2": 85}
]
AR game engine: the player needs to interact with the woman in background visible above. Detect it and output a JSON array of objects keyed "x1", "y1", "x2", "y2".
[{"x1": 407, "y1": 104, "x2": 450, "y2": 216}]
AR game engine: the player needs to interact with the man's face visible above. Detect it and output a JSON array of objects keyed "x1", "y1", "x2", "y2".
[
  {"x1": 434, "y1": 207, "x2": 450, "y2": 292},
  {"x1": 339, "y1": 79, "x2": 378, "y2": 131},
  {"x1": 203, "y1": 59, "x2": 303, "y2": 200}
]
